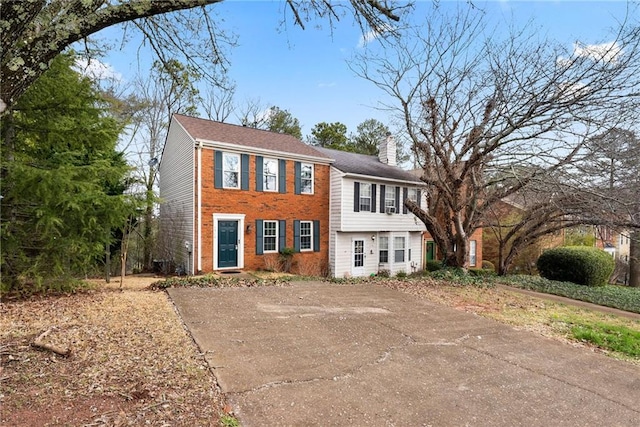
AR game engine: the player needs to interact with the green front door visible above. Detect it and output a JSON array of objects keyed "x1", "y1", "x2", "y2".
[
  {"x1": 218, "y1": 221, "x2": 238, "y2": 268},
  {"x1": 426, "y1": 241, "x2": 436, "y2": 262}
]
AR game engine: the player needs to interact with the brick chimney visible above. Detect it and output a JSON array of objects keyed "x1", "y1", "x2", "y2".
[{"x1": 378, "y1": 132, "x2": 397, "y2": 166}]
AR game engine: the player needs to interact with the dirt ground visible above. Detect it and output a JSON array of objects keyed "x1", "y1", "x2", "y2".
[{"x1": 1, "y1": 275, "x2": 227, "y2": 426}]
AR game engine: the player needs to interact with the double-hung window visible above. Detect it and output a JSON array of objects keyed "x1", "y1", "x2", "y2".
[
  {"x1": 469, "y1": 240, "x2": 477, "y2": 267},
  {"x1": 385, "y1": 186, "x2": 395, "y2": 212},
  {"x1": 359, "y1": 183, "x2": 372, "y2": 212},
  {"x1": 301, "y1": 163, "x2": 313, "y2": 194},
  {"x1": 300, "y1": 221, "x2": 312, "y2": 251},
  {"x1": 263, "y1": 221, "x2": 278, "y2": 253},
  {"x1": 263, "y1": 158, "x2": 278, "y2": 191},
  {"x1": 223, "y1": 153, "x2": 240, "y2": 188},
  {"x1": 394, "y1": 236, "x2": 405, "y2": 263},
  {"x1": 379, "y1": 236, "x2": 389, "y2": 263}
]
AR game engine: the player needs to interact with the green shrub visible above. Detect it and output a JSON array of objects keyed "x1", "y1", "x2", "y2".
[
  {"x1": 482, "y1": 260, "x2": 495, "y2": 271},
  {"x1": 469, "y1": 268, "x2": 496, "y2": 277},
  {"x1": 536, "y1": 246, "x2": 614, "y2": 287},
  {"x1": 426, "y1": 260, "x2": 442, "y2": 272},
  {"x1": 377, "y1": 269, "x2": 390, "y2": 278},
  {"x1": 395, "y1": 270, "x2": 407, "y2": 278}
]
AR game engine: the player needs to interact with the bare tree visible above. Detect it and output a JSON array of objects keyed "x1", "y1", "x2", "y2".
[
  {"x1": 1, "y1": 0, "x2": 403, "y2": 113},
  {"x1": 201, "y1": 76, "x2": 236, "y2": 122},
  {"x1": 351, "y1": 4, "x2": 640, "y2": 271},
  {"x1": 127, "y1": 60, "x2": 201, "y2": 271}
]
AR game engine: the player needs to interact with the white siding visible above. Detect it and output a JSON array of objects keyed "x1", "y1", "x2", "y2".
[
  {"x1": 158, "y1": 120, "x2": 195, "y2": 269},
  {"x1": 332, "y1": 231, "x2": 423, "y2": 278},
  {"x1": 327, "y1": 171, "x2": 426, "y2": 278},
  {"x1": 339, "y1": 177, "x2": 425, "y2": 233}
]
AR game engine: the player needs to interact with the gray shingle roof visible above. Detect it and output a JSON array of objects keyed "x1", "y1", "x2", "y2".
[
  {"x1": 314, "y1": 147, "x2": 422, "y2": 183},
  {"x1": 173, "y1": 114, "x2": 331, "y2": 160}
]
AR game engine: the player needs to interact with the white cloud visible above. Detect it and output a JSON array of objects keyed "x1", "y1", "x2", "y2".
[
  {"x1": 74, "y1": 58, "x2": 123, "y2": 82},
  {"x1": 573, "y1": 41, "x2": 622, "y2": 63},
  {"x1": 357, "y1": 23, "x2": 394, "y2": 48}
]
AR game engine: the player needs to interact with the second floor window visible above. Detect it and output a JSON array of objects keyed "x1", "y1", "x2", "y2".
[
  {"x1": 385, "y1": 186, "x2": 396, "y2": 212},
  {"x1": 263, "y1": 158, "x2": 278, "y2": 191},
  {"x1": 301, "y1": 163, "x2": 313, "y2": 194},
  {"x1": 223, "y1": 153, "x2": 240, "y2": 188},
  {"x1": 263, "y1": 221, "x2": 278, "y2": 252},
  {"x1": 359, "y1": 183, "x2": 372, "y2": 212}
]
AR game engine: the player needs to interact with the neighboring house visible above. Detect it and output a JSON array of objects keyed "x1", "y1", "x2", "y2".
[
  {"x1": 595, "y1": 226, "x2": 631, "y2": 261},
  {"x1": 406, "y1": 169, "x2": 483, "y2": 269},
  {"x1": 482, "y1": 198, "x2": 562, "y2": 273},
  {"x1": 315, "y1": 136, "x2": 426, "y2": 278},
  {"x1": 159, "y1": 114, "x2": 332, "y2": 275}
]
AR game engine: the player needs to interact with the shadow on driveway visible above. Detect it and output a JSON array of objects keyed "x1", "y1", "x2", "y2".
[{"x1": 168, "y1": 282, "x2": 640, "y2": 426}]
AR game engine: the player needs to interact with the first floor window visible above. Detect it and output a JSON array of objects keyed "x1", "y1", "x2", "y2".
[
  {"x1": 223, "y1": 153, "x2": 240, "y2": 188},
  {"x1": 263, "y1": 221, "x2": 277, "y2": 252},
  {"x1": 394, "y1": 236, "x2": 405, "y2": 263},
  {"x1": 300, "y1": 221, "x2": 312, "y2": 251},
  {"x1": 301, "y1": 163, "x2": 313, "y2": 194},
  {"x1": 469, "y1": 240, "x2": 477, "y2": 267},
  {"x1": 379, "y1": 236, "x2": 389, "y2": 263}
]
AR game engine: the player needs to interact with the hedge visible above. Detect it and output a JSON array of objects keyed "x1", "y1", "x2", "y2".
[{"x1": 536, "y1": 246, "x2": 614, "y2": 287}]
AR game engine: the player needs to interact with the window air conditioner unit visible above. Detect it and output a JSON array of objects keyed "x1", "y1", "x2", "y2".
[{"x1": 385, "y1": 206, "x2": 396, "y2": 215}]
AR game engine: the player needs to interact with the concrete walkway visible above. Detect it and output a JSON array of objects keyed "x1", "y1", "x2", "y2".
[{"x1": 168, "y1": 282, "x2": 640, "y2": 427}]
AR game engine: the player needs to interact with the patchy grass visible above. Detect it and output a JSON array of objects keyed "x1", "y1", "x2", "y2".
[
  {"x1": 494, "y1": 275, "x2": 640, "y2": 314},
  {"x1": 569, "y1": 322, "x2": 640, "y2": 357},
  {"x1": 378, "y1": 276, "x2": 640, "y2": 364}
]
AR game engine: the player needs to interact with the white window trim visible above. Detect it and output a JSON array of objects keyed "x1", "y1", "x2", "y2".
[
  {"x1": 301, "y1": 163, "x2": 314, "y2": 195},
  {"x1": 223, "y1": 152, "x2": 240, "y2": 189},
  {"x1": 385, "y1": 186, "x2": 395, "y2": 210},
  {"x1": 394, "y1": 236, "x2": 406, "y2": 263},
  {"x1": 469, "y1": 240, "x2": 477, "y2": 267},
  {"x1": 263, "y1": 220, "x2": 278, "y2": 253},
  {"x1": 359, "y1": 183, "x2": 372, "y2": 212},
  {"x1": 379, "y1": 235, "x2": 389, "y2": 264},
  {"x1": 300, "y1": 220, "x2": 313, "y2": 252},
  {"x1": 263, "y1": 158, "x2": 278, "y2": 192}
]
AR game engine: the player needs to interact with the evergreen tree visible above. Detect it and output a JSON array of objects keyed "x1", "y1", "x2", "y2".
[{"x1": 1, "y1": 52, "x2": 135, "y2": 294}]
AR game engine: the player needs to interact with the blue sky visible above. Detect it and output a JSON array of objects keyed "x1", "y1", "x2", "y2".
[{"x1": 91, "y1": 1, "x2": 636, "y2": 138}]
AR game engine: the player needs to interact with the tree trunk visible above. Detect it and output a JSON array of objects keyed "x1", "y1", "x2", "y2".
[
  {"x1": 105, "y1": 241, "x2": 111, "y2": 283},
  {"x1": 629, "y1": 230, "x2": 640, "y2": 287}
]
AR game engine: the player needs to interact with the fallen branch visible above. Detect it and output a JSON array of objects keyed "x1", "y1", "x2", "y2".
[{"x1": 31, "y1": 327, "x2": 71, "y2": 357}]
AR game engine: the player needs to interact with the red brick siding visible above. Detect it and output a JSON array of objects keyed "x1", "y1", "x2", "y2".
[{"x1": 195, "y1": 148, "x2": 330, "y2": 274}]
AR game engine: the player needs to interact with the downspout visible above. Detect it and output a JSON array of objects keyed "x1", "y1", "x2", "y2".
[{"x1": 197, "y1": 140, "x2": 203, "y2": 273}]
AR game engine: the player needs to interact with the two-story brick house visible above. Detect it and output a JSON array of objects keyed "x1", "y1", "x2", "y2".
[
  {"x1": 159, "y1": 114, "x2": 332, "y2": 275},
  {"x1": 315, "y1": 137, "x2": 426, "y2": 277}
]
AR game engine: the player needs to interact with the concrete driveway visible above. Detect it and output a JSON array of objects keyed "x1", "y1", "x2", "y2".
[{"x1": 168, "y1": 282, "x2": 640, "y2": 426}]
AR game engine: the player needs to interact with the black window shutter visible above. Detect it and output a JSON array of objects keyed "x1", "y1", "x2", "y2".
[
  {"x1": 380, "y1": 185, "x2": 386, "y2": 212},
  {"x1": 256, "y1": 219, "x2": 264, "y2": 255},
  {"x1": 403, "y1": 187, "x2": 408, "y2": 214},
  {"x1": 241, "y1": 154, "x2": 249, "y2": 190},
  {"x1": 313, "y1": 220, "x2": 320, "y2": 252},
  {"x1": 417, "y1": 190, "x2": 422, "y2": 209},
  {"x1": 353, "y1": 182, "x2": 360, "y2": 212},
  {"x1": 293, "y1": 220, "x2": 301, "y2": 252},
  {"x1": 395, "y1": 186, "x2": 400, "y2": 214},
  {"x1": 279, "y1": 220, "x2": 286, "y2": 250},
  {"x1": 279, "y1": 159, "x2": 286, "y2": 193},
  {"x1": 371, "y1": 184, "x2": 377, "y2": 213},
  {"x1": 294, "y1": 162, "x2": 301, "y2": 194},
  {"x1": 255, "y1": 156, "x2": 264, "y2": 191},
  {"x1": 214, "y1": 151, "x2": 223, "y2": 189}
]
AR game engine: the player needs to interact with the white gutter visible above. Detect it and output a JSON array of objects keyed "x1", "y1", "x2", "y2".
[
  {"x1": 195, "y1": 138, "x2": 334, "y2": 165},
  {"x1": 197, "y1": 140, "x2": 202, "y2": 273}
]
